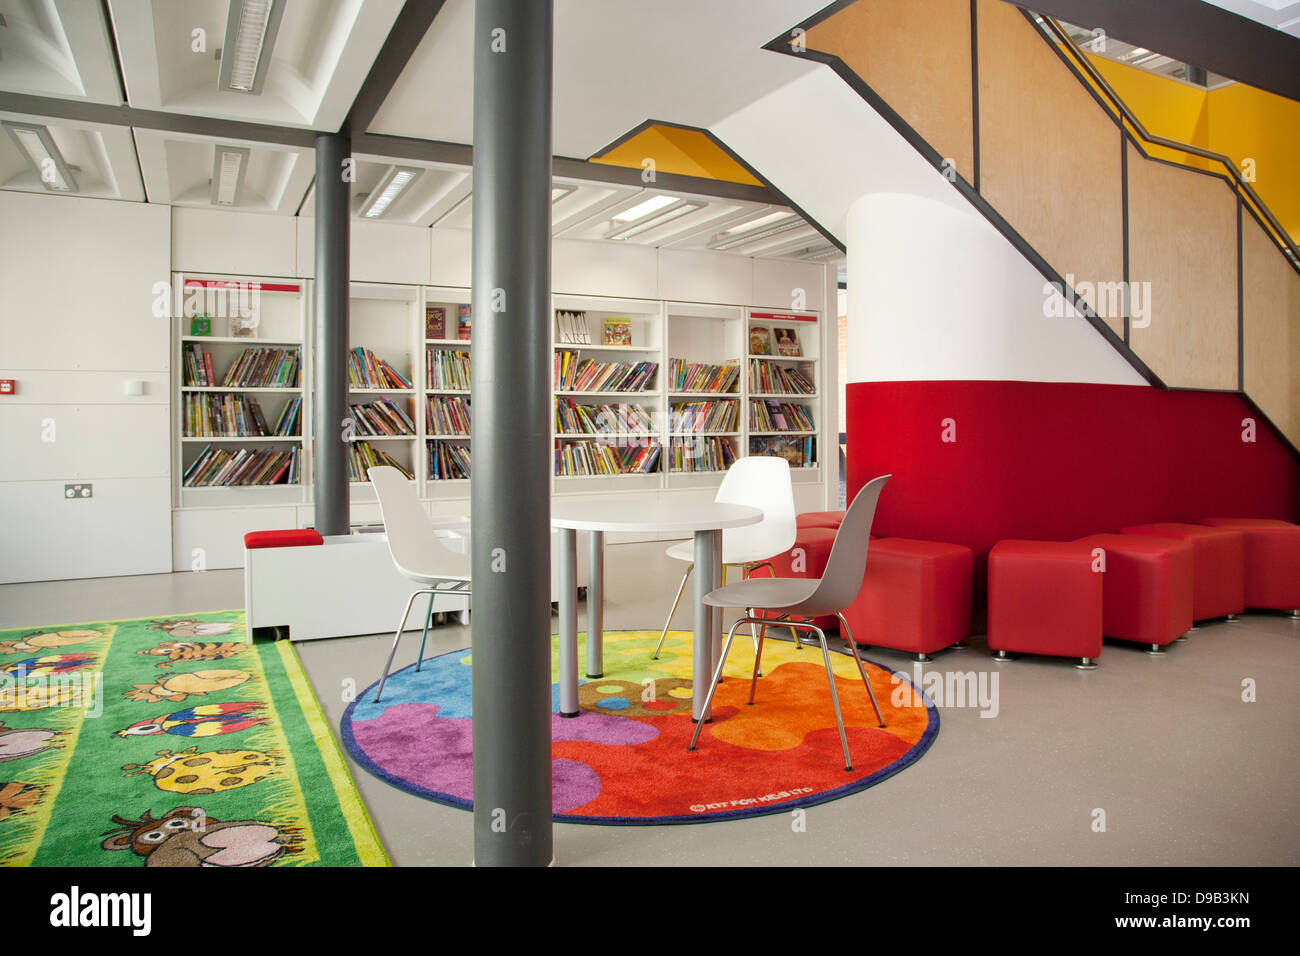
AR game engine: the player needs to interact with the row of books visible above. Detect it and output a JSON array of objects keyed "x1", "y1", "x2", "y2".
[
  {"x1": 348, "y1": 398, "x2": 415, "y2": 437},
  {"x1": 429, "y1": 441, "x2": 472, "y2": 480},
  {"x1": 554, "y1": 398, "x2": 655, "y2": 436},
  {"x1": 183, "y1": 393, "x2": 299, "y2": 437},
  {"x1": 668, "y1": 359, "x2": 740, "y2": 394},
  {"x1": 349, "y1": 347, "x2": 413, "y2": 390},
  {"x1": 667, "y1": 436, "x2": 737, "y2": 473},
  {"x1": 555, "y1": 351, "x2": 658, "y2": 392},
  {"x1": 183, "y1": 445, "x2": 299, "y2": 487},
  {"x1": 751, "y1": 435, "x2": 817, "y2": 467},
  {"x1": 749, "y1": 400, "x2": 816, "y2": 432},
  {"x1": 348, "y1": 441, "x2": 413, "y2": 482},
  {"x1": 749, "y1": 359, "x2": 815, "y2": 395},
  {"x1": 220, "y1": 346, "x2": 301, "y2": 388},
  {"x1": 669, "y1": 400, "x2": 740, "y2": 434},
  {"x1": 555, "y1": 310, "x2": 592, "y2": 345},
  {"x1": 427, "y1": 347, "x2": 472, "y2": 391},
  {"x1": 427, "y1": 395, "x2": 471, "y2": 436},
  {"x1": 555, "y1": 440, "x2": 662, "y2": 476}
]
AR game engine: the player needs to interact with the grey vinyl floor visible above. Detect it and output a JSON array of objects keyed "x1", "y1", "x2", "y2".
[{"x1": 2, "y1": 541, "x2": 1296, "y2": 867}]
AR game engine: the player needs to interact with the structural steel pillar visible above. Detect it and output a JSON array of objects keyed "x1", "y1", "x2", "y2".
[
  {"x1": 470, "y1": 0, "x2": 554, "y2": 867},
  {"x1": 313, "y1": 130, "x2": 351, "y2": 537}
]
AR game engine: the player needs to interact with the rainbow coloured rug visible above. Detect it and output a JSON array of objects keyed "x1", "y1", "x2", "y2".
[
  {"x1": 0, "y1": 611, "x2": 387, "y2": 866},
  {"x1": 342, "y1": 629, "x2": 938, "y2": 824}
]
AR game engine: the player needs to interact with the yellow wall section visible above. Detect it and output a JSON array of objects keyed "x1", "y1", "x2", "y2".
[
  {"x1": 1086, "y1": 54, "x2": 1299, "y2": 243},
  {"x1": 590, "y1": 125, "x2": 762, "y2": 186}
]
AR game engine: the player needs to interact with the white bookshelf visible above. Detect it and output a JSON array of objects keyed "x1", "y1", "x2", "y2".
[
  {"x1": 171, "y1": 281, "x2": 827, "y2": 532},
  {"x1": 423, "y1": 286, "x2": 474, "y2": 493},
  {"x1": 171, "y1": 273, "x2": 308, "y2": 511}
]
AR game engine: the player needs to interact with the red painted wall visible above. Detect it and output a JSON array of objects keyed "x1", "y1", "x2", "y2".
[{"x1": 847, "y1": 381, "x2": 1300, "y2": 596}]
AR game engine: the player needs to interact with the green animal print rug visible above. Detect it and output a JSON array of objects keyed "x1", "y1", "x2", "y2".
[{"x1": 0, "y1": 610, "x2": 387, "y2": 867}]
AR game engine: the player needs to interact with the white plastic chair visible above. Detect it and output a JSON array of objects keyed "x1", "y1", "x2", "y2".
[
  {"x1": 368, "y1": 465, "x2": 472, "y2": 702},
  {"x1": 651, "y1": 456, "x2": 797, "y2": 663},
  {"x1": 689, "y1": 475, "x2": 891, "y2": 771}
]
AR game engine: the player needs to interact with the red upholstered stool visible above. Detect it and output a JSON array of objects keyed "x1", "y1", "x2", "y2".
[
  {"x1": 244, "y1": 529, "x2": 324, "y2": 549},
  {"x1": 841, "y1": 538, "x2": 973, "y2": 661},
  {"x1": 1075, "y1": 534, "x2": 1193, "y2": 653},
  {"x1": 988, "y1": 540, "x2": 1103, "y2": 668},
  {"x1": 750, "y1": 527, "x2": 839, "y2": 632},
  {"x1": 1198, "y1": 519, "x2": 1300, "y2": 614},
  {"x1": 1119, "y1": 523, "x2": 1245, "y2": 622},
  {"x1": 796, "y1": 510, "x2": 846, "y2": 531}
]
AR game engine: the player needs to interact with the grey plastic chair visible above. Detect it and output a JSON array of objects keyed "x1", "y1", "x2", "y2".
[
  {"x1": 688, "y1": 474, "x2": 891, "y2": 771},
  {"x1": 369, "y1": 465, "x2": 472, "y2": 703}
]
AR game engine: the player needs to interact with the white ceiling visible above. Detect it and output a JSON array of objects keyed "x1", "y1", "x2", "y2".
[
  {"x1": 371, "y1": 0, "x2": 825, "y2": 158},
  {"x1": 1198, "y1": 0, "x2": 1300, "y2": 38},
  {"x1": 0, "y1": 0, "x2": 843, "y2": 264}
]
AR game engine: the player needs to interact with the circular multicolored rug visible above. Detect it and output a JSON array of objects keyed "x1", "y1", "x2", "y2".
[{"x1": 341, "y1": 629, "x2": 938, "y2": 824}]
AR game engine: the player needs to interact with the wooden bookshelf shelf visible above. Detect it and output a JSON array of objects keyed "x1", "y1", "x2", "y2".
[
  {"x1": 181, "y1": 386, "x2": 301, "y2": 393},
  {"x1": 181, "y1": 435, "x2": 302, "y2": 442},
  {"x1": 181, "y1": 335, "x2": 301, "y2": 346}
]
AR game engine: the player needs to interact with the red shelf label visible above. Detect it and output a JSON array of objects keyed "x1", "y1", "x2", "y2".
[
  {"x1": 183, "y1": 279, "x2": 300, "y2": 293},
  {"x1": 749, "y1": 311, "x2": 817, "y2": 323}
]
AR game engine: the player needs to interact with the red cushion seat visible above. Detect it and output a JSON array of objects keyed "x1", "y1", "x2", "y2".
[
  {"x1": 1118, "y1": 523, "x2": 1245, "y2": 620},
  {"x1": 1199, "y1": 518, "x2": 1300, "y2": 611},
  {"x1": 750, "y1": 527, "x2": 838, "y2": 631},
  {"x1": 841, "y1": 537, "x2": 973, "y2": 660},
  {"x1": 795, "y1": 510, "x2": 846, "y2": 531},
  {"x1": 1075, "y1": 533, "x2": 1193, "y2": 649},
  {"x1": 988, "y1": 540, "x2": 1102, "y2": 664},
  {"x1": 244, "y1": 528, "x2": 325, "y2": 550}
]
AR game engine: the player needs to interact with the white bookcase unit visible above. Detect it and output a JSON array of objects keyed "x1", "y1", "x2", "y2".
[{"x1": 171, "y1": 278, "x2": 828, "y2": 568}]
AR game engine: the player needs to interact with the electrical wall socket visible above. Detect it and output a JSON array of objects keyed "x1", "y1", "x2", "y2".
[{"x1": 64, "y1": 483, "x2": 92, "y2": 499}]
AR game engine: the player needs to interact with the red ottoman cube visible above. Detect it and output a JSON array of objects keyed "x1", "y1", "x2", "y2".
[
  {"x1": 1119, "y1": 523, "x2": 1245, "y2": 621},
  {"x1": 750, "y1": 527, "x2": 838, "y2": 631},
  {"x1": 1200, "y1": 518, "x2": 1300, "y2": 613},
  {"x1": 841, "y1": 538, "x2": 973, "y2": 661},
  {"x1": 988, "y1": 540, "x2": 1103, "y2": 667},
  {"x1": 796, "y1": 510, "x2": 846, "y2": 531},
  {"x1": 1075, "y1": 533, "x2": 1193, "y2": 652}
]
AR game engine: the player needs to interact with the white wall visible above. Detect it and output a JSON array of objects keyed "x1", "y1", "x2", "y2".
[
  {"x1": 845, "y1": 192, "x2": 1147, "y2": 386},
  {"x1": 0, "y1": 192, "x2": 172, "y2": 583}
]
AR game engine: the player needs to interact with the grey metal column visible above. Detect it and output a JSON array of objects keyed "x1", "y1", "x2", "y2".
[
  {"x1": 586, "y1": 530, "x2": 604, "y2": 678},
  {"x1": 470, "y1": 0, "x2": 554, "y2": 868},
  {"x1": 692, "y1": 529, "x2": 721, "y2": 722},
  {"x1": 313, "y1": 131, "x2": 350, "y2": 536},
  {"x1": 558, "y1": 527, "x2": 578, "y2": 717}
]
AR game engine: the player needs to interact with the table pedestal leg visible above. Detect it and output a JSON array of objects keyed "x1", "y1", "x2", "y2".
[
  {"x1": 693, "y1": 528, "x2": 722, "y2": 722},
  {"x1": 586, "y1": 530, "x2": 604, "y2": 679},
  {"x1": 558, "y1": 527, "x2": 578, "y2": 717}
]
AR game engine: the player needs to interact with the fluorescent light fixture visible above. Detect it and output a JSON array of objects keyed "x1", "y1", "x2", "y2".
[
  {"x1": 612, "y1": 194, "x2": 677, "y2": 223},
  {"x1": 708, "y1": 214, "x2": 803, "y2": 251},
  {"x1": 551, "y1": 185, "x2": 575, "y2": 203},
  {"x1": 605, "y1": 198, "x2": 705, "y2": 241},
  {"x1": 211, "y1": 145, "x2": 250, "y2": 206},
  {"x1": 1121, "y1": 46, "x2": 1150, "y2": 60},
  {"x1": 798, "y1": 244, "x2": 845, "y2": 261},
  {"x1": 219, "y1": 0, "x2": 285, "y2": 95},
  {"x1": 719, "y1": 211, "x2": 789, "y2": 236},
  {"x1": 3, "y1": 122, "x2": 77, "y2": 192},
  {"x1": 360, "y1": 166, "x2": 421, "y2": 219},
  {"x1": 1132, "y1": 52, "x2": 1168, "y2": 66}
]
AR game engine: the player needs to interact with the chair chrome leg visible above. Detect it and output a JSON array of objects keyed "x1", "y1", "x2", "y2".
[
  {"x1": 375, "y1": 589, "x2": 424, "y2": 703},
  {"x1": 812, "y1": 624, "x2": 853, "y2": 771},
  {"x1": 652, "y1": 564, "x2": 692, "y2": 660},
  {"x1": 836, "y1": 612, "x2": 886, "y2": 728},
  {"x1": 749, "y1": 620, "x2": 762, "y2": 677},
  {"x1": 748, "y1": 621, "x2": 765, "y2": 705},
  {"x1": 689, "y1": 619, "x2": 747, "y2": 751},
  {"x1": 415, "y1": 592, "x2": 436, "y2": 672}
]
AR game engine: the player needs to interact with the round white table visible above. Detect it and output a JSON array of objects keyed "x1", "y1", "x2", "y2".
[{"x1": 551, "y1": 499, "x2": 762, "y2": 722}]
